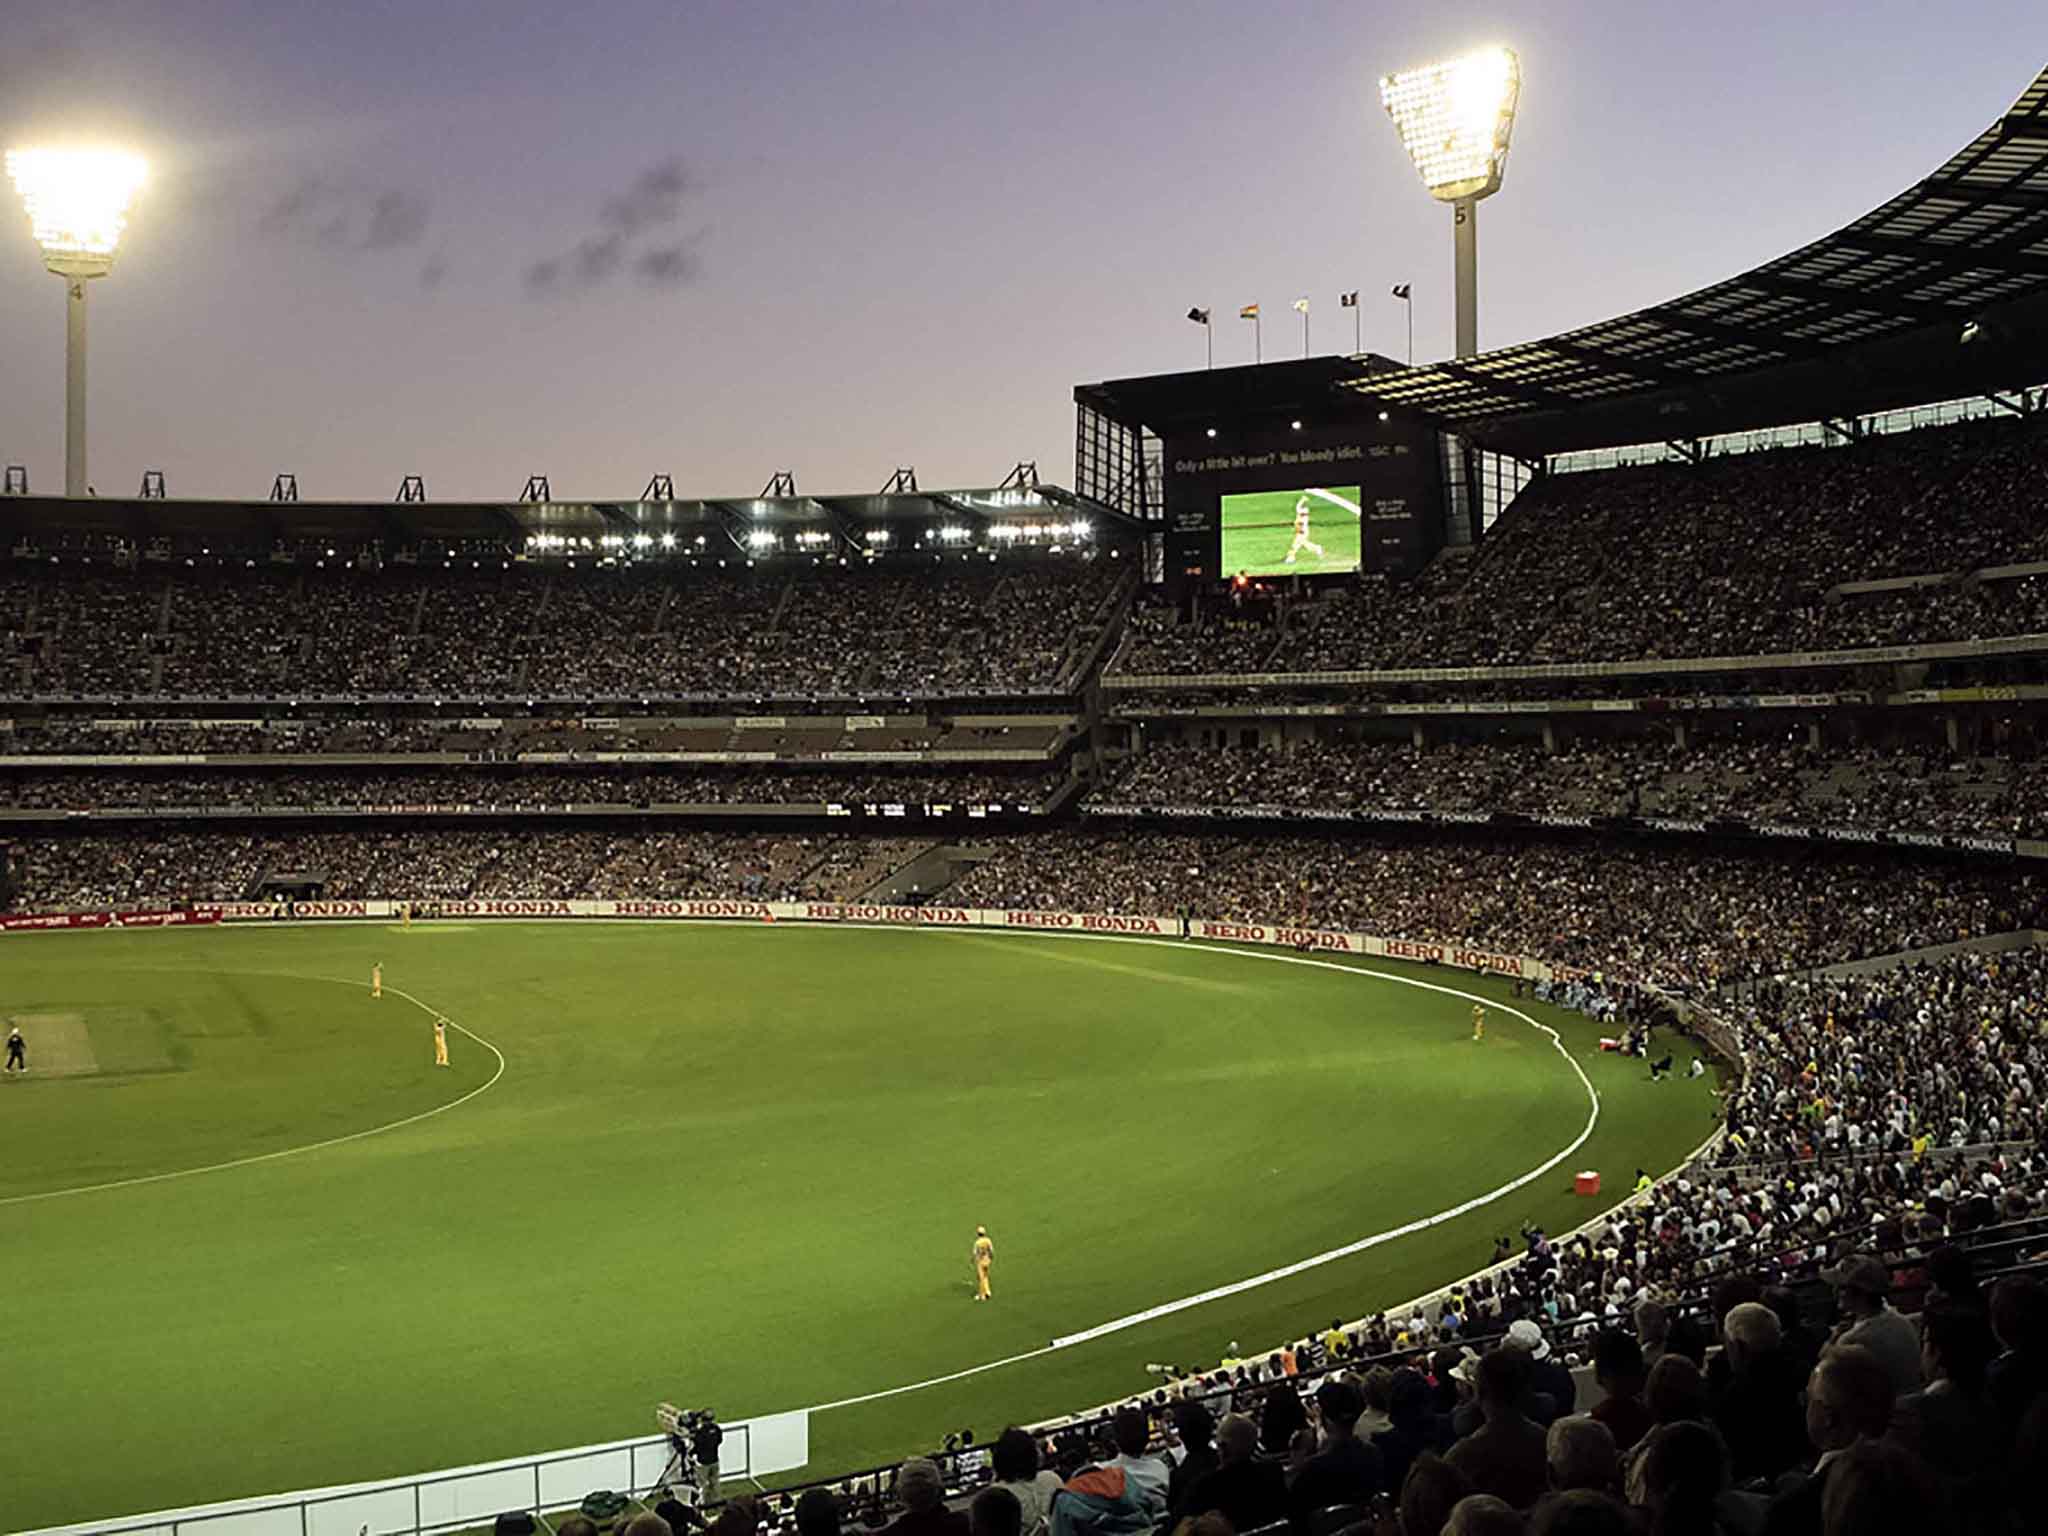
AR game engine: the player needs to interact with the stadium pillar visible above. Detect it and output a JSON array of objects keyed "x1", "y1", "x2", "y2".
[
  {"x1": 65, "y1": 276, "x2": 88, "y2": 498},
  {"x1": 1453, "y1": 198, "x2": 1477, "y2": 358}
]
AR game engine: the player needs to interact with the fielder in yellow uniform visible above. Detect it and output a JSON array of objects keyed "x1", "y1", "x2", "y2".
[
  {"x1": 1472, "y1": 1005, "x2": 1486, "y2": 1041},
  {"x1": 434, "y1": 1018, "x2": 450, "y2": 1068},
  {"x1": 371, "y1": 962, "x2": 383, "y2": 999},
  {"x1": 972, "y1": 1226, "x2": 994, "y2": 1301}
]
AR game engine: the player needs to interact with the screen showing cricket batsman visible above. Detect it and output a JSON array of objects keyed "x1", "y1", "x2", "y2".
[{"x1": 1218, "y1": 486, "x2": 1363, "y2": 577}]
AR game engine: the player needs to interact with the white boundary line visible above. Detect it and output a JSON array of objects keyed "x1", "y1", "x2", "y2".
[
  {"x1": 7, "y1": 919, "x2": 1630, "y2": 1536},
  {"x1": 0, "y1": 976, "x2": 506, "y2": 1208},
  {"x1": 806, "y1": 935, "x2": 1601, "y2": 1409}
]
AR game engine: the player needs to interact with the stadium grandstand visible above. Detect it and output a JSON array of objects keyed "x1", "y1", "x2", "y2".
[{"x1": 6, "y1": 43, "x2": 2048, "y2": 1536}]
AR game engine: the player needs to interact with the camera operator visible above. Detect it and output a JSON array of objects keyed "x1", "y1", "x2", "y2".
[{"x1": 690, "y1": 1411, "x2": 725, "y2": 1505}]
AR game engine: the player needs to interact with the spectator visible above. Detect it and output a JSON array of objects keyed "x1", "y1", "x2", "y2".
[
  {"x1": 1642, "y1": 1356, "x2": 1709, "y2": 1437},
  {"x1": 1442, "y1": 1494, "x2": 1524, "y2": 1536},
  {"x1": 1399, "y1": 1454, "x2": 1473, "y2": 1536},
  {"x1": 1815, "y1": 1440, "x2": 1940, "y2": 1536},
  {"x1": 1527, "y1": 1489, "x2": 1632, "y2": 1536},
  {"x1": 1821, "y1": 1257, "x2": 1923, "y2": 1397},
  {"x1": 1375, "y1": 1366, "x2": 1451, "y2": 1498},
  {"x1": 795, "y1": 1490, "x2": 841, "y2": 1536},
  {"x1": 1505, "y1": 1319, "x2": 1578, "y2": 1425},
  {"x1": 1286, "y1": 1377, "x2": 1386, "y2": 1530},
  {"x1": 1631, "y1": 1422, "x2": 1728, "y2": 1536},
  {"x1": 991, "y1": 1428, "x2": 1063, "y2": 1536},
  {"x1": 1711, "y1": 1301, "x2": 1808, "y2": 1483},
  {"x1": 1987, "y1": 1275, "x2": 2048, "y2": 1439},
  {"x1": 1543, "y1": 1417, "x2": 1617, "y2": 1497},
  {"x1": 1180, "y1": 1413, "x2": 1286, "y2": 1533},
  {"x1": 1164, "y1": 1403, "x2": 1217, "y2": 1524},
  {"x1": 1259, "y1": 1382, "x2": 1314, "y2": 1465},
  {"x1": 1887, "y1": 1303, "x2": 2003, "y2": 1526},
  {"x1": 1763, "y1": 1346, "x2": 1895, "y2": 1536},
  {"x1": 969, "y1": 1488, "x2": 1022, "y2": 1536},
  {"x1": 1634, "y1": 1298, "x2": 1671, "y2": 1370},
  {"x1": 1587, "y1": 1330, "x2": 1653, "y2": 1454},
  {"x1": 1446, "y1": 1349, "x2": 1550, "y2": 1511},
  {"x1": 1106, "y1": 1407, "x2": 1169, "y2": 1523},
  {"x1": 886, "y1": 1461, "x2": 969, "y2": 1536}
]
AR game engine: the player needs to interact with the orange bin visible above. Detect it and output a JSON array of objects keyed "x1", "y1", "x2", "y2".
[{"x1": 1574, "y1": 1170, "x2": 1602, "y2": 1197}]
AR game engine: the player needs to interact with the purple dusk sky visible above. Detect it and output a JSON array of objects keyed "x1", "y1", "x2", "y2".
[{"x1": 1, "y1": 1, "x2": 2042, "y2": 504}]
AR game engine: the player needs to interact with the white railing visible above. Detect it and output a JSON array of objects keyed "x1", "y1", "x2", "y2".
[{"x1": 16, "y1": 1415, "x2": 813, "y2": 1536}]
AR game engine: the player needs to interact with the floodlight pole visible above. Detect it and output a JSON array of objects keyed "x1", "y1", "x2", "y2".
[
  {"x1": 1453, "y1": 199, "x2": 1478, "y2": 359},
  {"x1": 64, "y1": 275, "x2": 90, "y2": 497}
]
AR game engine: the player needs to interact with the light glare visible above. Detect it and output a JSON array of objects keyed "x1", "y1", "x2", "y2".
[
  {"x1": 6, "y1": 147, "x2": 149, "y2": 273},
  {"x1": 1379, "y1": 47, "x2": 1520, "y2": 202}
]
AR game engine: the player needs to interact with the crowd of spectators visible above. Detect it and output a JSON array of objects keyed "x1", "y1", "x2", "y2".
[
  {"x1": 6, "y1": 830, "x2": 932, "y2": 909},
  {"x1": 1111, "y1": 413, "x2": 2048, "y2": 678},
  {"x1": 1097, "y1": 736, "x2": 2048, "y2": 837},
  {"x1": 947, "y1": 831, "x2": 2042, "y2": 988},
  {"x1": 0, "y1": 715, "x2": 1071, "y2": 758},
  {"x1": 0, "y1": 764, "x2": 1061, "y2": 812},
  {"x1": 0, "y1": 555, "x2": 1123, "y2": 699}
]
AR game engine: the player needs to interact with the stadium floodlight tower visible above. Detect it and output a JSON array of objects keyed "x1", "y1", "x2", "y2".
[
  {"x1": 6, "y1": 147, "x2": 149, "y2": 497},
  {"x1": 1379, "y1": 46, "x2": 1520, "y2": 358}
]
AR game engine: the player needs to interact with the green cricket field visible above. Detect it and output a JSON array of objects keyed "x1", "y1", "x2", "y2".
[
  {"x1": 1219, "y1": 487, "x2": 1363, "y2": 577},
  {"x1": 0, "y1": 921, "x2": 1716, "y2": 1530}
]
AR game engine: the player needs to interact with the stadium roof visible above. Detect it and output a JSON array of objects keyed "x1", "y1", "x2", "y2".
[
  {"x1": 0, "y1": 481, "x2": 1137, "y2": 554},
  {"x1": 1083, "y1": 64, "x2": 2048, "y2": 458}
]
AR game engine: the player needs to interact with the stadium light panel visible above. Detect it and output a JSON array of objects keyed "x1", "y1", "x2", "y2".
[
  {"x1": 1379, "y1": 46, "x2": 1520, "y2": 203},
  {"x1": 6, "y1": 147, "x2": 148, "y2": 275}
]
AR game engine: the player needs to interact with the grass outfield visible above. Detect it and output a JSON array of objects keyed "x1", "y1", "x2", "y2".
[
  {"x1": 0, "y1": 923, "x2": 1717, "y2": 1529},
  {"x1": 1219, "y1": 488, "x2": 1362, "y2": 577}
]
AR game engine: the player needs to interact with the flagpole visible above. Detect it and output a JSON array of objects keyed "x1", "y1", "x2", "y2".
[
  {"x1": 1206, "y1": 318, "x2": 1213, "y2": 370},
  {"x1": 1406, "y1": 294, "x2": 1414, "y2": 365},
  {"x1": 1301, "y1": 306, "x2": 1309, "y2": 358},
  {"x1": 1255, "y1": 313, "x2": 1262, "y2": 364},
  {"x1": 1353, "y1": 305, "x2": 1361, "y2": 355}
]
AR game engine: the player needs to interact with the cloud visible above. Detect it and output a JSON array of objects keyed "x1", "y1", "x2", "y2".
[
  {"x1": 525, "y1": 157, "x2": 705, "y2": 299},
  {"x1": 420, "y1": 255, "x2": 448, "y2": 291},
  {"x1": 636, "y1": 242, "x2": 704, "y2": 288},
  {"x1": 258, "y1": 177, "x2": 432, "y2": 252}
]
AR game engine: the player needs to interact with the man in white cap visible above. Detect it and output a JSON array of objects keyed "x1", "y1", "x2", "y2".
[{"x1": 1505, "y1": 1318, "x2": 1579, "y2": 1424}]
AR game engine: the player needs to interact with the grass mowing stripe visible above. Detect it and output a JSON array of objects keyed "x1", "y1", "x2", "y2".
[{"x1": 0, "y1": 976, "x2": 503, "y2": 1208}]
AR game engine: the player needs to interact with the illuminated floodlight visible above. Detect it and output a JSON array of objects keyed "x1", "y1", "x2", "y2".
[
  {"x1": 659, "y1": 531, "x2": 677, "y2": 549},
  {"x1": 1378, "y1": 47, "x2": 1519, "y2": 203},
  {"x1": 7, "y1": 146, "x2": 149, "y2": 498},
  {"x1": 747, "y1": 529, "x2": 774, "y2": 548},
  {"x1": 1378, "y1": 45, "x2": 1520, "y2": 360},
  {"x1": 7, "y1": 147, "x2": 148, "y2": 275}
]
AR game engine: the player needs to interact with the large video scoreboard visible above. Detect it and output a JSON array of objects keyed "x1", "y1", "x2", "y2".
[
  {"x1": 1075, "y1": 357, "x2": 1447, "y2": 591},
  {"x1": 1162, "y1": 414, "x2": 1441, "y2": 583}
]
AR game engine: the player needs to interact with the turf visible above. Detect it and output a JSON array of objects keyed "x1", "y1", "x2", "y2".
[
  {"x1": 1219, "y1": 487, "x2": 1362, "y2": 577},
  {"x1": 0, "y1": 924, "x2": 1717, "y2": 1530}
]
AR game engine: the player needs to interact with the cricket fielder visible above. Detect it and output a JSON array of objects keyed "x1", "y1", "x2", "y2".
[
  {"x1": 371, "y1": 962, "x2": 383, "y2": 999},
  {"x1": 1282, "y1": 497, "x2": 1326, "y2": 564},
  {"x1": 434, "y1": 1018, "x2": 450, "y2": 1068},
  {"x1": 972, "y1": 1226, "x2": 994, "y2": 1301},
  {"x1": 1472, "y1": 1005, "x2": 1486, "y2": 1042}
]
